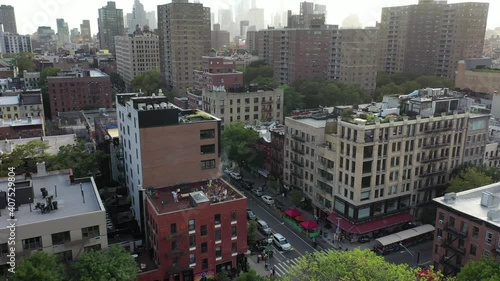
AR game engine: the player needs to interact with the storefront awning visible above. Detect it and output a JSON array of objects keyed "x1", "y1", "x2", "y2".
[
  {"x1": 327, "y1": 212, "x2": 413, "y2": 234},
  {"x1": 258, "y1": 169, "x2": 269, "y2": 178}
]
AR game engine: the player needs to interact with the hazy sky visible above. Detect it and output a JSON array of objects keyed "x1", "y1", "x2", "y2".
[{"x1": 6, "y1": 0, "x2": 499, "y2": 35}]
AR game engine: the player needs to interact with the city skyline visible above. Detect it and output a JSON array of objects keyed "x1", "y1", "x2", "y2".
[{"x1": 4, "y1": 0, "x2": 499, "y2": 35}]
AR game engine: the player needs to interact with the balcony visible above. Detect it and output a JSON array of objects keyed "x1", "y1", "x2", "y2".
[
  {"x1": 291, "y1": 159, "x2": 304, "y2": 167},
  {"x1": 444, "y1": 223, "x2": 468, "y2": 238},
  {"x1": 291, "y1": 134, "x2": 305, "y2": 142},
  {"x1": 419, "y1": 170, "x2": 447, "y2": 177},
  {"x1": 291, "y1": 146, "x2": 305, "y2": 155},
  {"x1": 421, "y1": 156, "x2": 448, "y2": 163}
]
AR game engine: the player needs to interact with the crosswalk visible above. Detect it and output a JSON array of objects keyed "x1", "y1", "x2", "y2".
[{"x1": 272, "y1": 249, "x2": 333, "y2": 277}]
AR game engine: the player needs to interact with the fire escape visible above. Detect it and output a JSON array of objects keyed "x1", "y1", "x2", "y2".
[
  {"x1": 437, "y1": 222, "x2": 467, "y2": 275},
  {"x1": 165, "y1": 229, "x2": 190, "y2": 276},
  {"x1": 261, "y1": 98, "x2": 273, "y2": 122}
]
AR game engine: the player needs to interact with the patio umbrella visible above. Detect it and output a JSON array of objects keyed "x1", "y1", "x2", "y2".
[
  {"x1": 300, "y1": 220, "x2": 319, "y2": 230},
  {"x1": 284, "y1": 209, "x2": 302, "y2": 217},
  {"x1": 294, "y1": 215, "x2": 306, "y2": 222}
]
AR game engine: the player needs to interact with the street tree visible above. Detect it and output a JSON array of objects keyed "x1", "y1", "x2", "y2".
[
  {"x1": 49, "y1": 140, "x2": 107, "y2": 178},
  {"x1": 233, "y1": 270, "x2": 270, "y2": 281},
  {"x1": 0, "y1": 140, "x2": 49, "y2": 176},
  {"x1": 221, "y1": 122, "x2": 260, "y2": 167},
  {"x1": 71, "y1": 246, "x2": 138, "y2": 281},
  {"x1": 247, "y1": 220, "x2": 258, "y2": 249},
  {"x1": 456, "y1": 257, "x2": 500, "y2": 281},
  {"x1": 110, "y1": 73, "x2": 126, "y2": 93},
  {"x1": 243, "y1": 64, "x2": 273, "y2": 85},
  {"x1": 281, "y1": 85, "x2": 305, "y2": 115},
  {"x1": 281, "y1": 249, "x2": 419, "y2": 281},
  {"x1": 290, "y1": 190, "x2": 303, "y2": 207},
  {"x1": 446, "y1": 167, "x2": 493, "y2": 193},
  {"x1": 11, "y1": 251, "x2": 65, "y2": 281}
]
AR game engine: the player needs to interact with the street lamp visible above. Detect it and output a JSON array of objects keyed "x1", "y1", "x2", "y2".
[
  {"x1": 336, "y1": 218, "x2": 341, "y2": 234},
  {"x1": 399, "y1": 243, "x2": 421, "y2": 267}
]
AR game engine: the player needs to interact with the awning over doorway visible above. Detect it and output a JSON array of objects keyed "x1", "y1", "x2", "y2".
[{"x1": 327, "y1": 212, "x2": 413, "y2": 234}]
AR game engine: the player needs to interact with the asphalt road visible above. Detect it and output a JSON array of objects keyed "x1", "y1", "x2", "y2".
[{"x1": 382, "y1": 240, "x2": 434, "y2": 267}]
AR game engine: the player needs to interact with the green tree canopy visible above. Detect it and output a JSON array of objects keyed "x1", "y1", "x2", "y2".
[
  {"x1": 233, "y1": 270, "x2": 269, "y2": 281},
  {"x1": 0, "y1": 140, "x2": 49, "y2": 176},
  {"x1": 10, "y1": 52, "x2": 36, "y2": 76},
  {"x1": 446, "y1": 167, "x2": 494, "y2": 193},
  {"x1": 456, "y1": 257, "x2": 500, "y2": 281},
  {"x1": 281, "y1": 249, "x2": 420, "y2": 281},
  {"x1": 222, "y1": 122, "x2": 260, "y2": 166},
  {"x1": 243, "y1": 64, "x2": 274, "y2": 85},
  {"x1": 71, "y1": 246, "x2": 138, "y2": 281},
  {"x1": 374, "y1": 73, "x2": 454, "y2": 101},
  {"x1": 49, "y1": 140, "x2": 107, "y2": 178},
  {"x1": 281, "y1": 85, "x2": 305, "y2": 115},
  {"x1": 11, "y1": 251, "x2": 65, "y2": 281},
  {"x1": 131, "y1": 69, "x2": 174, "y2": 100}
]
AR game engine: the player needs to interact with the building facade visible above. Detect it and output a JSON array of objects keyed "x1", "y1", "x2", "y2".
[
  {"x1": 378, "y1": 0, "x2": 489, "y2": 79},
  {"x1": 193, "y1": 56, "x2": 243, "y2": 92},
  {"x1": 432, "y1": 185, "x2": 500, "y2": 275},
  {"x1": 115, "y1": 30, "x2": 160, "y2": 90},
  {"x1": 0, "y1": 117, "x2": 44, "y2": 139},
  {"x1": 56, "y1": 18, "x2": 69, "y2": 47},
  {"x1": 0, "y1": 25, "x2": 31, "y2": 54},
  {"x1": 0, "y1": 93, "x2": 43, "y2": 119},
  {"x1": 0, "y1": 167, "x2": 108, "y2": 277},
  {"x1": 23, "y1": 71, "x2": 40, "y2": 89},
  {"x1": 270, "y1": 125, "x2": 285, "y2": 181},
  {"x1": 116, "y1": 93, "x2": 222, "y2": 230},
  {"x1": 140, "y1": 179, "x2": 248, "y2": 281},
  {"x1": 0, "y1": 5, "x2": 17, "y2": 34},
  {"x1": 158, "y1": 0, "x2": 211, "y2": 94},
  {"x1": 80, "y1": 20, "x2": 92, "y2": 42},
  {"x1": 211, "y1": 24, "x2": 230, "y2": 50},
  {"x1": 47, "y1": 68, "x2": 112, "y2": 119},
  {"x1": 98, "y1": 1, "x2": 125, "y2": 54}
]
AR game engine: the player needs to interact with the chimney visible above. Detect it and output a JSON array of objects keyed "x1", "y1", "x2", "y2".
[{"x1": 36, "y1": 161, "x2": 47, "y2": 176}]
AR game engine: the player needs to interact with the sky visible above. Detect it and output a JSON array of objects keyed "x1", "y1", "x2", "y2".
[{"x1": 5, "y1": 0, "x2": 499, "y2": 35}]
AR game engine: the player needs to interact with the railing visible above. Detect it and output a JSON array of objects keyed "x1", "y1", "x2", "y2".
[
  {"x1": 291, "y1": 159, "x2": 304, "y2": 167},
  {"x1": 421, "y1": 156, "x2": 448, "y2": 163},
  {"x1": 418, "y1": 183, "x2": 447, "y2": 191},
  {"x1": 424, "y1": 127, "x2": 451, "y2": 134},
  {"x1": 444, "y1": 223, "x2": 468, "y2": 238},
  {"x1": 443, "y1": 239, "x2": 465, "y2": 254},
  {"x1": 291, "y1": 146, "x2": 305, "y2": 155},
  {"x1": 291, "y1": 134, "x2": 305, "y2": 142},
  {"x1": 419, "y1": 170, "x2": 447, "y2": 177},
  {"x1": 422, "y1": 142, "x2": 449, "y2": 149}
]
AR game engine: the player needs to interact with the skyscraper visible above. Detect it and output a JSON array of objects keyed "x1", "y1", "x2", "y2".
[
  {"x1": 0, "y1": 5, "x2": 17, "y2": 34},
  {"x1": 98, "y1": 1, "x2": 125, "y2": 54},
  {"x1": 378, "y1": 0, "x2": 489, "y2": 79},
  {"x1": 56, "y1": 18, "x2": 69, "y2": 47},
  {"x1": 80, "y1": 20, "x2": 92, "y2": 42},
  {"x1": 146, "y1": 11, "x2": 157, "y2": 30},
  {"x1": 127, "y1": 0, "x2": 148, "y2": 34},
  {"x1": 158, "y1": 0, "x2": 211, "y2": 94}
]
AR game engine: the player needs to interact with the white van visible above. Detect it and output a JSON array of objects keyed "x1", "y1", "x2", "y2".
[
  {"x1": 256, "y1": 220, "x2": 272, "y2": 235},
  {"x1": 273, "y1": 233, "x2": 292, "y2": 251}
]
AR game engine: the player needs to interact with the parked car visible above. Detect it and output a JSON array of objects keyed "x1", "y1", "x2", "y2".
[
  {"x1": 252, "y1": 189, "x2": 263, "y2": 196},
  {"x1": 256, "y1": 220, "x2": 272, "y2": 235},
  {"x1": 247, "y1": 209, "x2": 256, "y2": 220},
  {"x1": 241, "y1": 180, "x2": 254, "y2": 190},
  {"x1": 272, "y1": 233, "x2": 292, "y2": 251},
  {"x1": 224, "y1": 168, "x2": 232, "y2": 174},
  {"x1": 230, "y1": 172, "x2": 242, "y2": 180},
  {"x1": 261, "y1": 195, "x2": 274, "y2": 205}
]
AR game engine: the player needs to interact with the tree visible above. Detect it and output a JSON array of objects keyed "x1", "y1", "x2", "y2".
[
  {"x1": 446, "y1": 167, "x2": 494, "y2": 193},
  {"x1": 247, "y1": 220, "x2": 258, "y2": 249},
  {"x1": 131, "y1": 69, "x2": 174, "y2": 99},
  {"x1": 221, "y1": 122, "x2": 260, "y2": 166},
  {"x1": 11, "y1": 251, "x2": 65, "y2": 281},
  {"x1": 243, "y1": 64, "x2": 273, "y2": 85},
  {"x1": 217, "y1": 269, "x2": 231, "y2": 281},
  {"x1": 49, "y1": 140, "x2": 107, "y2": 178},
  {"x1": 110, "y1": 73, "x2": 126, "y2": 93},
  {"x1": 233, "y1": 270, "x2": 269, "y2": 281},
  {"x1": 456, "y1": 257, "x2": 500, "y2": 281},
  {"x1": 13, "y1": 52, "x2": 36, "y2": 76},
  {"x1": 40, "y1": 67, "x2": 61, "y2": 119},
  {"x1": 71, "y1": 246, "x2": 138, "y2": 281},
  {"x1": 0, "y1": 140, "x2": 49, "y2": 176},
  {"x1": 374, "y1": 82, "x2": 403, "y2": 100},
  {"x1": 282, "y1": 85, "x2": 305, "y2": 115},
  {"x1": 281, "y1": 249, "x2": 420, "y2": 281},
  {"x1": 290, "y1": 190, "x2": 303, "y2": 207}
]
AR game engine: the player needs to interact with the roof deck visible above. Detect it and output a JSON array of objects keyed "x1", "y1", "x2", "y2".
[{"x1": 147, "y1": 178, "x2": 244, "y2": 215}]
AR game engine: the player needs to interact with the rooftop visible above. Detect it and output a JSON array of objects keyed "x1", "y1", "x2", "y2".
[
  {"x1": 434, "y1": 182, "x2": 500, "y2": 228},
  {"x1": 0, "y1": 117, "x2": 43, "y2": 127},
  {"x1": 147, "y1": 178, "x2": 244, "y2": 215},
  {"x1": 0, "y1": 169, "x2": 103, "y2": 229},
  {"x1": 0, "y1": 95, "x2": 18, "y2": 106},
  {"x1": 471, "y1": 68, "x2": 500, "y2": 73},
  {"x1": 0, "y1": 134, "x2": 76, "y2": 155}
]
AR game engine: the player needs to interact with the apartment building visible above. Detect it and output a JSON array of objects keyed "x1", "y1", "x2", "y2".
[
  {"x1": 0, "y1": 24, "x2": 31, "y2": 54},
  {"x1": 284, "y1": 89, "x2": 489, "y2": 240},
  {"x1": 23, "y1": 71, "x2": 40, "y2": 89},
  {"x1": 193, "y1": 56, "x2": 243, "y2": 92},
  {"x1": 0, "y1": 93, "x2": 43, "y2": 119},
  {"x1": 47, "y1": 68, "x2": 112, "y2": 119},
  {"x1": 116, "y1": 93, "x2": 222, "y2": 231},
  {"x1": 115, "y1": 29, "x2": 160, "y2": 90},
  {"x1": 98, "y1": 1, "x2": 125, "y2": 54},
  {"x1": 270, "y1": 125, "x2": 285, "y2": 181},
  {"x1": 0, "y1": 5, "x2": 17, "y2": 34},
  {"x1": 140, "y1": 179, "x2": 248, "y2": 281},
  {"x1": 246, "y1": 30, "x2": 259, "y2": 53},
  {"x1": 0, "y1": 117, "x2": 44, "y2": 139},
  {"x1": 378, "y1": 0, "x2": 488, "y2": 79},
  {"x1": 0, "y1": 165, "x2": 108, "y2": 277},
  {"x1": 432, "y1": 185, "x2": 500, "y2": 275},
  {"x1": 158, "y1": 0, "x2": 211, "y2": 94},
  {"x1": 211, "y1": 24, "x2": 230, "y2": 50}
]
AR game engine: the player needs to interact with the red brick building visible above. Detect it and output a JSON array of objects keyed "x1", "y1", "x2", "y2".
[
  {"x1": 270, "y1": 125, "x2": 285, "y2": 181},
  {"x1": 139, "y1": 179, "x2": 248, "y2": 281},
  {"x1": 47, "y1": 68, "x2": 112, "y2": 119},
  {"x1": 0, "y1": 117, "x2": 44, "y2": 139},
  {"x1": 193, "y1": 56, "x2": 243, "y2": 92},
  {"x1": 433, "y1": 185, "x2": 500, "y2": 276}
]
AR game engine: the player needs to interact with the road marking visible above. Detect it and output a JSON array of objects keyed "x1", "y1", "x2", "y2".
[{"x1": 272, "y1": 249, "x2": 333, "y2": 277}]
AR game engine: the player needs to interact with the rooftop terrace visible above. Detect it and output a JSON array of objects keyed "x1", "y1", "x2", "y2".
[
  {"x1": 147, "y1": 178, "x2": 244, "y2": 215},
  {"x1": 0, "y1": 169, "x2": 103, "y2": 229}
]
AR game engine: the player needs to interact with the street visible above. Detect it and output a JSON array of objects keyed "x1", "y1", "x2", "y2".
[{"x1": 383, "y1": 240, "x2": 434, "y2": 267}]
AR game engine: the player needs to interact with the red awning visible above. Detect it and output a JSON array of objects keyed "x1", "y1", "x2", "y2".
[{"x1": 327, "y1": 212, "x2": 413, "y2": 234}]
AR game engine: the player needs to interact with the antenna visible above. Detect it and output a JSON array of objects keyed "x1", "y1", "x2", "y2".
[{"x1": 80, "y1": 183, "x2": 85, "y2": 203}]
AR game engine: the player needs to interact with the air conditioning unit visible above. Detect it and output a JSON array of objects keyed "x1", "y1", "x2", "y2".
[
  {"x1": 438, "y1": 219, "x2": 444, "y2": 224},
  {"x1": 437, "y1": 236, "x2": 442, "y2": 240},
  {"x1": 444, "y1": 256, "x2": 450, "y2": 261}
]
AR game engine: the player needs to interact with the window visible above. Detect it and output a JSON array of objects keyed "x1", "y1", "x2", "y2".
[
  {"x1": 0, "y1": 243, "x2": 8, "y2": 256},
  {"x1": 485, "y1": 232, "x2": 493, "y2": 244},
  {"x1": 232, "y1": 242, "x2": 237, "y2": 254},
  {"x1": 172, "y1": 240, "x2": 178, "y2": 250},
  {"x1": 82, "y1": 225, "x2": 100, "y2": 238},
  {"x1": 201, "y1": 242, "x2": 208, "y2": 253},
  {"x1": 472, "y1": 226, "x2": 479, "y2": 238},
  {"x1": 171, "y1": 223, "x2": 177, "y2": 234},
  {"x1": 55, "y1": 250, "x2": 73, "y2": 262},
  {"x1": 216, "y1": 246, "x2": 222, "y2": 258},
  {"x1": 449, "y1": 216, "x2": 455, "y2": 228},
  {"x1": 215, "y1": 229, "x2": 221, "y2": 241},
  {"x1": 231, "y1": 210, "x2": 237, "y2": 221},
  {"x1": 231, "y1": 226, "x2": 237, "y2": 237},
  {"x1": 201, "y1": 144, "x2": 215, "y2": 154},
  {"x1": 214, "y1": 214, "x2": 221, "y2": 224},
  {"x1": 189, "y1": 235, "x2": 196, "y2": 248},
  {"x1": 200, "y1": 129, "x2": 215, "y2": 139},
  {"x1": 22, "y1": 237, "x2": 42, "y2": 250},
  {"x1": 201, "y1": 225, "x2": 207, "y2": 236},
  {"x1": 202, "y1": 258, "x2": 208, "y2": 270},
  {"x1": 201, "y1": 159, "x2": 216, "y2": 170},
  {"x1": 189, "y1": 253, "x2": 196, "y2": 264},
  {"x1": 470, "y1": 244, "x2": 477, "y2": 256},
  {"x1": 52, "y1": 231, "x2": 71, "y2": 245},
  {"x1": 189, "y1": 219, "x2": 195, "y2": 231}
]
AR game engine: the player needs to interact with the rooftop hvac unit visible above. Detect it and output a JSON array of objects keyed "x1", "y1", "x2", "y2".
[{"x1": 146, "y1": 105, "x2": 153, "y2": 110}]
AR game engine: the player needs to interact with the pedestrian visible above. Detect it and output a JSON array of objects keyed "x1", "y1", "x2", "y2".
[{"x1": 272, "y1": 267, "x2": 276, "y2": 276}]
